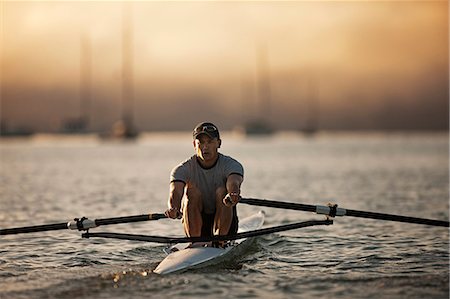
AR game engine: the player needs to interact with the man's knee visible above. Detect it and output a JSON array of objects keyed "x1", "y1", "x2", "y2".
[{"x1": 185, "y1": 184, "x2": 202, "y2": 210}]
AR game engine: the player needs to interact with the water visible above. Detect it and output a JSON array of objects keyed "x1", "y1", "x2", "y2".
[{"x1": 1, "y1": 132, "x2": 448, "y2": 299}]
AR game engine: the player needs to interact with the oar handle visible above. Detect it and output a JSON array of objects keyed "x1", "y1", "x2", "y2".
[{"x1": 240, "y1": 198, "x2": 449, "y2": 227}]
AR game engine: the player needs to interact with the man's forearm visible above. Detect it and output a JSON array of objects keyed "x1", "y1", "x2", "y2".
[
  {"x1": 226, "y1": 174, "x2": 243, "y2": 194},
  {"x1": 168, "y1": 182, "x2": 185, "y2": 210}
]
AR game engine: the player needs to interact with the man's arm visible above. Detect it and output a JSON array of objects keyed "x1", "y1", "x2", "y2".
[
  {"x1": 165, "y1": 181, "x2": 185, "y2": 218},
  {"x1": 224, "y1": 174, "x2": 243, "y2": 207}
]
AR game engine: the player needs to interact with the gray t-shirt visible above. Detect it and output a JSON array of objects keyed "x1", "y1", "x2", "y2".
[{"x1": 170, "y1": 153, "x2": 244, "y2": 214}]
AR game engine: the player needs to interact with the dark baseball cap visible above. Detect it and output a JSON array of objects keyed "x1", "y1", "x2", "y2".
[{"x1": 193, "y1": 122, "x2": 220, "y2": 139}]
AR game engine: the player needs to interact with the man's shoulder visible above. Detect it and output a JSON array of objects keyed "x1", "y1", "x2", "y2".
[
  {"x1": 218, "y1": 153, "x2": 244, "y2": 176},
  {"x1": 218, "y1": 154, "x2": 243, "y2": 172},
  {"x1": 219, "y1": 153, "x2": 241, "y2": 164},
  {"x1": 170, "y1": 156, "x2": 197, "y2": 181},
  {"x1": 173, "y1": 155, "x2": 196, "y2": 170},
  {"x1": 182, "y1": 155, "x2": 197, "y2": 164}
]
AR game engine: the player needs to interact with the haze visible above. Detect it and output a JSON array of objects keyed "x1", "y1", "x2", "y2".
[{"x1": 1, "y1": 1, "x2": 448, "y2": 133}]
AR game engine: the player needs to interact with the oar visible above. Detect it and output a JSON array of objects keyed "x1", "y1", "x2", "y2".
[
  {"x1": 0, "y1": 213, "x2": 167, "y2": 236},
  {"x1": 82, "y1": 219, "x2": 333, "y2": 243},
  {"x1": 240, "y1": 198, "x2": 449, "y2": 227}
]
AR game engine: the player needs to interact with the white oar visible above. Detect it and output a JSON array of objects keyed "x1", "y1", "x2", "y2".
[{"x1": 240, "y1": 198, "x2": 449, "y2": 227}]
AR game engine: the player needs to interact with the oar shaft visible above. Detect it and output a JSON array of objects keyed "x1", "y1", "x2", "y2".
[
  {"x1": 241, "y1": 198, "x2": 316, "y2": 212},
  {"x1": 345, "y1": 209, "x2": 448, "y2": 227},
  {"x1": 94, "y1": 213, "x2": 167, "y2": 226},
  {"x1": 0, "y1": 213, "x2": 167, "y2": 236},
  {"x1": 0, "y1": 223, "x2": 69, "y2": 235},
  {"x1": 241, "y1": 198, "x2": 449, "y2": 227},
  {"x1": 82, "y1": 219, "x2": 333, "y2": 243}
]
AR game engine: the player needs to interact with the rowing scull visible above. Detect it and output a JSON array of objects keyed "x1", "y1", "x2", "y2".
[{"x1": 153, "y1": 211, "x2": 265, "y2": 274}]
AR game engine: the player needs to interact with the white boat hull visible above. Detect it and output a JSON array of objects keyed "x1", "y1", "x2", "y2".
[{"x1": 153, "y1": 211, "x2": 265, "y2": 275}]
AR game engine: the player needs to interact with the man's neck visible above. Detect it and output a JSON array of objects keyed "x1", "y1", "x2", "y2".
[{"x1": 196, "y1": 154, "x2": 219, "y2": 169}]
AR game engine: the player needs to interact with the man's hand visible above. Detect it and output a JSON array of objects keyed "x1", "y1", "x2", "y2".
[
  {"x1": 165, "y1": 207, "x2": 182, "y2": 219},
  {"x1": 223, "y1": 192, "x2": 241, "y2": 207}
]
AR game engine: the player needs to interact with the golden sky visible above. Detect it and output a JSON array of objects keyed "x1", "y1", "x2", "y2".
[{"x1": 1, "y1": 1, "x2": 448, "y2": 131}]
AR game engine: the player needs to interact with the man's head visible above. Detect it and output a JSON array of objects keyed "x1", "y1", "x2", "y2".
[
  {"x1": 192, "y1": 122, "x2": 221, "y2": 166},
  {"x1": 192, "y1": 122, "x2": 220, "y2": 140}
]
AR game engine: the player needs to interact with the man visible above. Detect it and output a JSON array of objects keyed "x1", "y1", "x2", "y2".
[{"x1": 165, "y1": 122, "x2": 243, "y2": 244}]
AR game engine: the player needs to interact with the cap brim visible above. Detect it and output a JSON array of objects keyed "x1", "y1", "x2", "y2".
[{"x1": 193, "y1": 131, "x2": 217, "y2": 139}]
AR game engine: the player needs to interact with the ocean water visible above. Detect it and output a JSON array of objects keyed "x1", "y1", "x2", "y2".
[{"x1": 0, "y1": 132, "x2": 448, "y2": 299}]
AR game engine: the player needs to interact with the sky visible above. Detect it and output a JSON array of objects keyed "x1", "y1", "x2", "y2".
[{"x1": 0, "y1": 0, "x2": 448, "y2": 133}]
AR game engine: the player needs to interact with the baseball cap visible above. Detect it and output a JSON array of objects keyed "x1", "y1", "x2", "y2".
[{"x1": 193, "y1": 122, "x2": 220, "y2": 139}]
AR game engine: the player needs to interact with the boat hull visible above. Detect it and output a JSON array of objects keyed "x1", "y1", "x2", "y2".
[{"x1": 153, "y1": 211, "x2": 265, "y2": 275}]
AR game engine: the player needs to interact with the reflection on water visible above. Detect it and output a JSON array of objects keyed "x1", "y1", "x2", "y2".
[{"x1": 0, "y1": 132, "x2": 448, "y2": 299}]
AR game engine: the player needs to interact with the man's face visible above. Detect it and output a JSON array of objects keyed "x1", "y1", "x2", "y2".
[{"x1": 194, "y1": 134, "x2": 220, "y2": 163}]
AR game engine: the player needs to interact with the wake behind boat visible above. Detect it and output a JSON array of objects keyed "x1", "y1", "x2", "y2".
[{"x1": 153, "y1": 211, "x2": 265, "y2": 275}]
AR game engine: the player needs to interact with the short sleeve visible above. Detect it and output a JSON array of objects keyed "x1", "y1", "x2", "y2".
[
  {"x1": 223, "y1": 156, "x2": 244, "y2": 178},
  {"x1": 170, "y1": 162, "x2": 189, "y2": 184}
]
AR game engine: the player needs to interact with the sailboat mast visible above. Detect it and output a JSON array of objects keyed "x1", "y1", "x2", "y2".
[
  {"x1": 80, "y1": 32, "x2": 91, "y2": 128},
  {"x1": 257, "y1": 45, "x2": 271, "y2": 121},
  {"x1": 122, "y1": 2, "x2": 134, "y2": 130}
]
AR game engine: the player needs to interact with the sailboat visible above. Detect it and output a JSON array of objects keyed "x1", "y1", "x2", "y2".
[
  {"x1": 242, "y1": 45, "x2": 274, "y2": 136},
  {"x1": 301, "y1": 77, "x2": 319, "y2": 135},
  {"x1": 103, "y1": 3, "x2": 138, "y2": 140}
]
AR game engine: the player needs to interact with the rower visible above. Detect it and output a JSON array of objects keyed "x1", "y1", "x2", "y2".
[{"x1": 164, "y1": 122, "x2": 244, "y2": 246}]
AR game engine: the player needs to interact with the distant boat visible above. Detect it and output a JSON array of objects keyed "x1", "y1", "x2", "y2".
[
  {"x1": 242, "y1": 120, "x2": 274, "y2": 136},
  {"x1": 0, "y1": 121, "x2": 34, "y2": 137},
  {"x1": 111, "y1": 119, "x2": 138, "y2": 139},
  {"x1": 62, "y1": 117, "x2": 89, "y2": 134},
  {"x1": 301, "y1": 124, "x2": 317, "y2": 136},
  {"x1": 300, "y1": 77, "x2": 319, "y2": 136},
  {"x1": 98, "y1": 119, "x2": 138, "y2": 140}
]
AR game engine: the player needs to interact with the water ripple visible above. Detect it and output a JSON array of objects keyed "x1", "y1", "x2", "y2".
[{"x1": 1, "y1": 134, "x2": 448, "y2": 299}]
